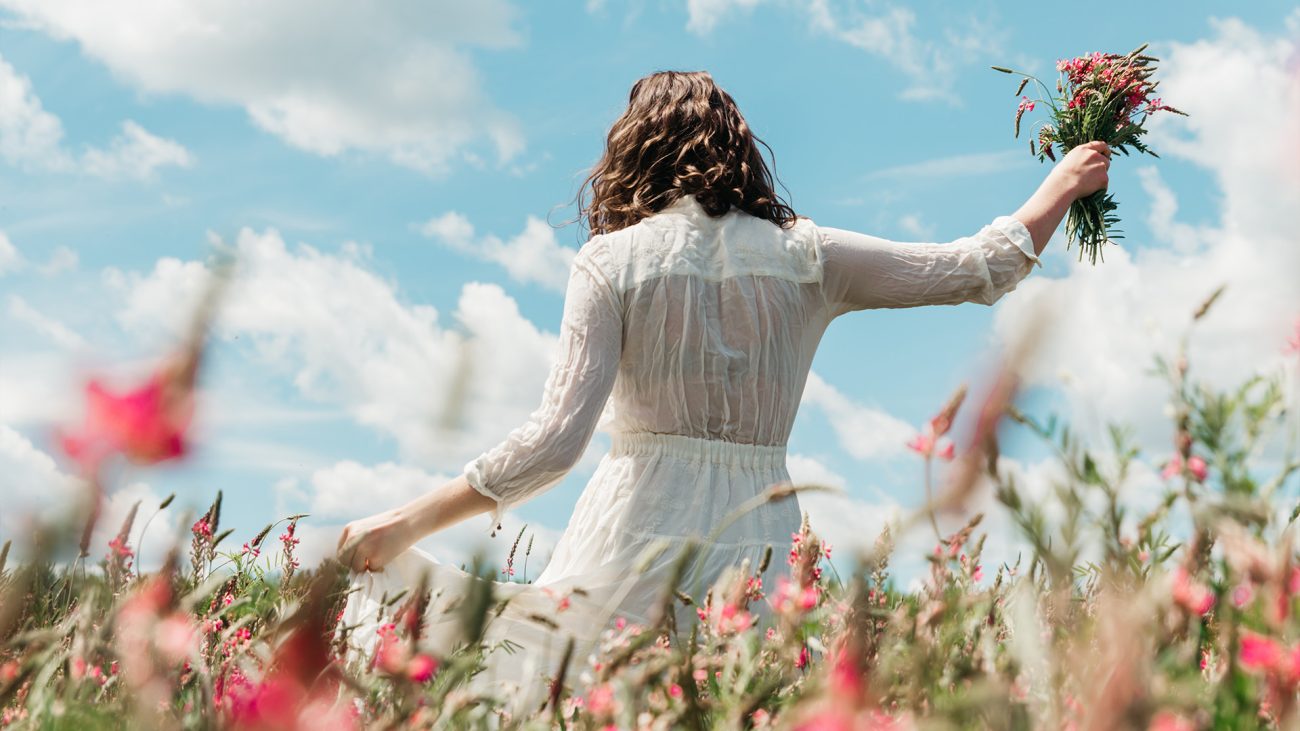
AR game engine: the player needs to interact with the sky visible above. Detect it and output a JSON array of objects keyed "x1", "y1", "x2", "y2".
[{"x1": 1, "y1": 0, "x2": 1298, "y2": 586}]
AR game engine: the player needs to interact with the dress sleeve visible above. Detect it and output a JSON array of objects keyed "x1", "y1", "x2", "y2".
[
  {"x1": 462, "y1": 251, "x2": 623, "y2": 535},
  {"x1": 815, "y1": 215, "x2": 1042, "y2": 316}
]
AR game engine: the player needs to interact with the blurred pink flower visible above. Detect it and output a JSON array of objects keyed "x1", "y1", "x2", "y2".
[
  {"x1": 58, "y1": 365, "x2": 196, "y2": 474},
  {"x1": 1283, "y1": 317, "x2": 1300, "y2": 355},
  {"x1": 1161, "y1": 454, "x2": 1208, "y2": 482},
  {"x1": 1240, "y1": 632, "x2": 1282, "y2": 671},
  {"x1": 1170, "y1": 566, "x2": 1215, "y2": 616},
  {"x1": 1148, "y1": 711, "x2": 1196, "y2": 731},
  {"x1": 586, "y1": 683, "x2": 617, "y2": 716},
  {"x1": 906, "y1": 433, "x2": 934, "y2": 455},
  {"x1": 405, "y1": 654, "x2": 438, "y2": 683},
  {"x1": 1233, "y1": 584, "x2": 1255, "y2": 608},
  {"x1": 192, "y1": 518, "x2": 213, "y2": 539},
  {"x1": 906, "y1": 432, "x2": 955, "y2": 462},
  {"x1": 372, "y1": 623, "x2": 407, "y2": 675}
]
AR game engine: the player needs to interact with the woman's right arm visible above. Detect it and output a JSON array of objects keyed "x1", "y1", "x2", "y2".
[{"x1": 818, "y1": 141, "x2": 1111, "y2": 315}]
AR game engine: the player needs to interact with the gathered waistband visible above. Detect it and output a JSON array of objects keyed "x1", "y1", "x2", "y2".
[{"x1": 609, "y1": 432, "x2": 788, "y2": 470}]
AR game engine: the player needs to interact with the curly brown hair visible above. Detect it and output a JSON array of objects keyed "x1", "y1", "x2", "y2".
[{"x1": 570, "y1": 70, "x2": 798, "y2": 239}]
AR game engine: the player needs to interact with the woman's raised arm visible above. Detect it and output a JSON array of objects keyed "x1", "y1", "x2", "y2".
[{"x1": 818, "y1": 141, "x2": 1111, "y2": 317}]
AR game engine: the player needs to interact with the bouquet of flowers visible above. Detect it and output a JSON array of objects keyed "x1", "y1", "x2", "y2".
[{"x1": 993, "y1": 44, "x2": 1186, "y2": 265}]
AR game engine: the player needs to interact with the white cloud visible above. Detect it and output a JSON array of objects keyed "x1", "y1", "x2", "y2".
[
  {"x1": 0, "y1": 0, "x2": 525, "y2": 176},
  {"x1": 0, "y1": 231, "x2": 21, "y2": 274},
  {"x1": 0, "y1": 53, "x2": 67, "y2": 171},
  {"x1": 0, "y1": 52, "x2": 190, "y2": 179},
  {"x1": 418, "y1": 211, "x2": 576, "y2": 292},
  {"x1": 0, "y1": 233, "x2": 76, "y2": 277},
  {"x1": 81, "y1": 121, "x2": 194, "y2": 180},
  {"x1": 787, "y1": 452, "x2": 902, "y2": 558},
  {"x1": 0, "y1": 424, "x2": 82, "y2": 543},
  {"x1": 897, "y1": 213, "x2": 935, "y2": 240},
  {"x1": 800, "y1": 371, "x2": 915, "y2": 460},
  {"x1": 0, "y1": 353, "x2": 80, "y2": 426},
  {"x1": 806, "y1": 1, "x2": 1007, "y2": 103},
  {"x1": 7, "y1": 294, "x2": 88, "y2": 350},
  {"x1": 862, "y1": 150, "x2": 1022, "y2": 181},
  {"x1": 686, "y1": 0, "x2": 764, "y2": 35},
  {"x1": 108, "y1": 227, "x2": 604, "y2": 476},
  {"x1": 296, "y1": 460, "x2": 457, "y2": 521},
  {"x1": 1135, "y1": 167, "x2": 1211, "y2": 256},
  {"x1": 39, "y1": 246, "x2": 78, "y2": 275},
  {"x1": 991, "y1": 16, "x2": 1300, "y2": 450}
]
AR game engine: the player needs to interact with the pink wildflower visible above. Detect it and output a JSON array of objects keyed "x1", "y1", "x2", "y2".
[
  {"x1": 108, "y1": 535, "x2": 134, "y2": 558},
  {"x1": 1148, "y1": 711, "x2": 1196, "y2": 731},
  {"x1": 1170, "y1": 566, "x2": 1215, "y2": 616},
  {"x1": 1233, "y1": 584, "x2": 1255, "y2": 608},
  {"x1": 1240, "y1": 631, "x2": 1283, "y2": 672},
  {"x1": 1285, "y1": 317, "x2": 1300, "y2": 355},
  {"x1": 586, "y1": 683, "x2": 617, "y2": 716},
  {"x1": 406, "y1": 654, "x2": 438, "y2": 683},
  {"x1": 192, "y1": 517, "x2": 213, "y2": 539},
  {"x1": 1161, "y1": 454, "x2": 1208, "y2": 482},
  {"x1": 372, "y1": 623, "x2": 407, "y2": 675},
  {"x1": 58, "y1": 363, "x2": 196, "y2": 474}
]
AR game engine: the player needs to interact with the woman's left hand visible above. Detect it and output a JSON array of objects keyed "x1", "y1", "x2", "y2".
[{"x1": 337, "y1": 508, "x2": 419, "y2": 573}]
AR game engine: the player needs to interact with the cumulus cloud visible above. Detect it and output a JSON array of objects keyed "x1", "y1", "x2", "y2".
[
  {"x1": 419, "y1": 212, "x2": 576, "y2": 293},
  {"x1": 806, "y1": 1, "x2": 1009, "y2": 103},
  {"x1": 991, "y1": 14, "x2": 1300, "y2": 450},
  {"x1": 81, "y1": 121, "x2": 194, "y2": 180},
  {"x1": 296, "y1": 460, "x2": 458, "y2": 521},
  {"x1": 0, "y1": 353, "x2": 80, "y2": 426},
  {"x1": 0, "y1": 0, "x2": 525, "y2": 175},
  {"x1": 800, "y1": 371, "x2": 915, "y2": 461},
  {"x1": 862, "y1": 150, "x2": 1023, "y2": 181},
  {"x1": 0, "y1": 53, "x2": 67, "y2": 171},
  {"x1": 0, "y1": 424, "x2": 81, "y2": 542},
  {"x1": 787, "y1": 452, "x2": 902, "y2": 557},
  {"x1": 0, "y1": 53, "x2": 190, "y2": 179},
  {"x1": 7, "y1": 295, "x2": 87, "y2": 350},
  {"x1": 107, "y1": 227, "x2": 606, "y2": 476},
  {"x1": 0, "y1": 231, "x2": 20, "y2": 274},
  {"x1": 685, "y1": 0, "x2": 765, "y2": 35}
]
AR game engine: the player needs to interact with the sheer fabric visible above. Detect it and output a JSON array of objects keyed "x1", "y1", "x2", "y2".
[{"x1": 342, "y1": 193, "x2": 1039, "y2": 715}]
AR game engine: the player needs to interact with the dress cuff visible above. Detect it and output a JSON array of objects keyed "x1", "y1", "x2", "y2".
[
  {"x1": 992, "y1": 215, "x2": 1043, "y2": 269},
  {"x1": 463, "y1": 457, "x2": 506, "y2": 536}
]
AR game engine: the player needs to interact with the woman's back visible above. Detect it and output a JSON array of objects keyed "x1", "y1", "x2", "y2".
[{"x1": 591, "y1": 193, "x2": 830, "y2": 446}]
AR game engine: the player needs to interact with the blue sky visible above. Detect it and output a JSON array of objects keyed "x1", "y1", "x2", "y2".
[{"x1": 2, "y1": 1, "x2": 1298, "y2": 582}]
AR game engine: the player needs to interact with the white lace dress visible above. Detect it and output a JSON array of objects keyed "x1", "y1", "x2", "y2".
[{"x1": 341, "y1": 193, "x2": 1040, "y2": 715}]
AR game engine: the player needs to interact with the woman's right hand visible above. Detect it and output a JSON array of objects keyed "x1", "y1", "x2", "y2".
[{"x1": 1050, "y1": 141, "x2": 1112, "y2": 199}]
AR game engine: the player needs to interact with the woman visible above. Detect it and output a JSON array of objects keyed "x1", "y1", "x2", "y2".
[{"x1": 337, "y1": 70, "x2": 1109, "y2": 713}]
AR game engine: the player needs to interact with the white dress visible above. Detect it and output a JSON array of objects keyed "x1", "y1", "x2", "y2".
[{"x1": 340, "y1": 193, "x2": 1040, "y2": 715}]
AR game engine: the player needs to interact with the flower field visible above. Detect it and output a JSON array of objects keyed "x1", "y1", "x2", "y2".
[{"x1": 1, "y1": 296, "x2": 1299, "y2": 730}]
